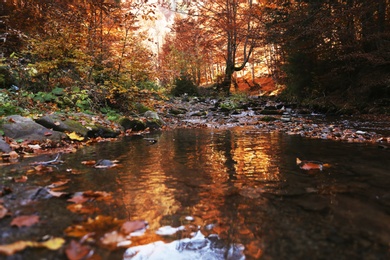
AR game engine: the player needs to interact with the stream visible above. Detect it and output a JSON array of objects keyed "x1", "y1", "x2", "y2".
[{"x1": 1, "y1": 127, "x2": 389, "y2": 259}]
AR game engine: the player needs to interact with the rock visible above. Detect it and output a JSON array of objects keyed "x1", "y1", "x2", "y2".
[
  {"x1": 169, "y1": 108, "x2": 187, "y2": 115},
  {"x1": 0, "y1": 137, "x2": 12, "y2": 153},
  {"x1": 87, "y1": 125, "x2": 120, "y2": 138},
  {"x1": 1, "y1": 115, "x2": 65, "y2": 142},
  {"x1": 119, "y1": 118, "x2": 146, "y2": 131},
  {"x1": 144, "y1": 110, "x2": 160, "y2": 120},
  {"x1": 35, "y1": 113, "x2": 89, "y2": 137}
]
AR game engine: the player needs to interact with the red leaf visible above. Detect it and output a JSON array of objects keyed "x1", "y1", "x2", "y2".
[
  {"x1": 11, "y1": 215, "x2": 40, "y2": 227},
  {"x1": 65, "y1": 240, "x2": 91, "y2": 260},
  {"x1": 44, "y1": 132, "x2": 52, "y2": 136}
]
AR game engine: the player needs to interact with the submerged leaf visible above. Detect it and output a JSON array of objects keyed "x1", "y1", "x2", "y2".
[
  {"x1": 121, "y1": 220, "x2": 148, "y2": 235},
  {"x1": 0, "y1": 241, "x2": 29, "y2": 255},
  {"x1": 0, "y1": 237, "x2": 65, "y2": 256},
  {"x1": 65, "y1": 240, "x2": 91, "y2": 260},
  {"x1": 0, "y1": 205, "x2": 8, "y2": 219},
  {"x1": 11, "y1": 215, "x2": 39, "y2": 227}
]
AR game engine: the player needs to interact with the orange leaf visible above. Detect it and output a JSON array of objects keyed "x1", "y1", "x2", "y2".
[
  {"x1": 81, "y1": 160, "x2": 96, "y2": 165},
  {"x1": 300, "y1": 162, "x2": 323, "y2": 170},
  {"x1": 65, "y1": 240, "x2": 91, "y2": 260},
  {"x1": 14, "y1": 176, "x2": 28, "y2": 183},
  {"x1": 11, "y1": 215, "x2": 39, "y2": 227},
  {"x1": 67, "y1": 204, "x2": 99, "y2": 215},
  {"x1": 47, "y1": 179, "x2": 70, "y2": 188}
]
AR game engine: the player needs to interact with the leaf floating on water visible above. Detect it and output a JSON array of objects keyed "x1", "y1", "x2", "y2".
[
  {"x1": 67, "y1": 132, "x2": 84, "y2": 141},
  {"x1": 81, "y1": 160, "x2": 96, "y2": 165},
  {"x1": 11, "y1": 215, "x2": 40, "y2": 227},
  {"x1": 296, "y1": 158, "x2": 329, "y2": 171}
]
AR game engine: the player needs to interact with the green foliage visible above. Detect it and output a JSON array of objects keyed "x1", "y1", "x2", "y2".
[
  {"x1": 137, "y1": 81, "x2": 160, "y2": 91},
  {"x1": 171, "y1": 74, "x2": 199, "y2": 97},
  {"x1": 100, "y1": 106, "x2": 121, "y2": 121},
  {"x1": 0, "y1": 91, "x2": 24, "y2": 116},
  {"x1": 219, "y1": 92, "x2": 249, "y2": 111}
]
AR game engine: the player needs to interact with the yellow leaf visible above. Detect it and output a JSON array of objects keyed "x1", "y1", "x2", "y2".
[
  {"x1": 38, "y1": 237, "x2": 65, "y2": 250},
  {"x1": 0, "y1": 237, "x2": 65, "y2": 256},
  {"x1": 66, "y1": 132, "x2": 84, "y2": 141}
]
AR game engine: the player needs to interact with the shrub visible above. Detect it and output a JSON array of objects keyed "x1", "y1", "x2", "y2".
[{"x1": 171, "y1": 74, "x2": 198, "y2": 96}]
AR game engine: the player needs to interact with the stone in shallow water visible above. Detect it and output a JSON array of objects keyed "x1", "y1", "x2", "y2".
[{"x1": 123, "y1": 231, "x2": 245, "y2": 260}]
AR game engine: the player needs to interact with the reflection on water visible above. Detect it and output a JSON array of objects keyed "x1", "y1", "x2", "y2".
[
  {"x1": 2, "y1": 127, "x2": 389, "y2": 259},
  {"x1": 80, "y1": 128, "x2": 388, "y2": 259}
]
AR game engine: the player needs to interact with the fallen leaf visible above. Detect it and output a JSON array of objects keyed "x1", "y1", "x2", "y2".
[
  {"x1": 82, "y1": 191, "x2": 112, "y2": 202},
  {"x1": 28, "y1": 144, "x2": 41, "y2": 150},
  {"x1": 81, "y1": 160, "x2": 96, "y2": 165},
  {"x1": 9, "y1": 151, "x2": 19, "y2": 160},
  {"x1": 0, "y1": 205, "x2": 8, "y2": 219},
  {"x1": 11, "y1": 215, "x2": 40, "y2": 227},
  {"x1": 44, "y1": 132, "x2": 53, "y2": 136},
  {"x1": 47, "y1": 179, "x2": 70, "y2": 188},
  {"x1": 14, "y1": 176, "x2": 28, "y2": 183},
  {"x1": 0, "y1": 240, "x2": 29, "y2": 255},
  {"x1": 65, "y1": 240, "x2": 91, "y2": 260},
  {"x1": 121, "y1": 220, "x2": 148, "y2": 235},
  {"x1": 33, "y1": 165, "x2": 54, "y2": 173},
  {"x1": 40, "y1": 237, "x2": 66, "y2": 250},
  {"x1": 54, "y1": 121, "x2": 61, "y2": 126},
  {"x1": 0, "y1": 237, "x2": 65, "y2": 256},
  {"x1": 68, "y1": 195, "x2": 89, "y2": 204},
  {"x1": 296, "y1": 158, "x2": 326, "y2": 171},
  {"x1": 65, "y1": 216, "x2": 123, "y2": 238},
  {"x1": 67, "y1": 203, "x2": 100, "y2": 214},
  {"x1": 100, "y1": 231, "x2": 126, "y2": 247},
  {"x1": 47, "y1": 190, "x2": 68, "y2": 198},
  {"x1": 67, "y1": 132, "x2": 84, "y2": 141}
]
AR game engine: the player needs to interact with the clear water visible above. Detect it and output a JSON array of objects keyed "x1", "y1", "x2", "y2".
[{"x1": 1, "y1": 128, "x2": 389, "y2": 259}]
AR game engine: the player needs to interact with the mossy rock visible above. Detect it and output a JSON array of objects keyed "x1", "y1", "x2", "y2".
[
  {"x1": 119, "y1": 118, "x2": 146, "y2": 131},
  {"x1": 35, "y1": 114, "x2": 89, "y2": 137}
]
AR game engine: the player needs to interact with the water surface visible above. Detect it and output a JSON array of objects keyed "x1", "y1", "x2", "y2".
[{"x1": 1, "y1": 128, "x2": 389, "y2": 259}]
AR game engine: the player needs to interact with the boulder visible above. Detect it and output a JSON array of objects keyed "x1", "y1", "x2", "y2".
[
  {"x1": 35, "y1": 114, "x2": 89, "y2": 137},
  {"x1": 1, "y1": 115, "x2": 65, "y2": 142},
  {"x1": 119, "y1": 118, "x2": 146, "y2": 131},
  {"x1": 35, "y1": 113, "x2": 121, "y2": 138},
  {"x1": 0, "y1": 137, "x2": 12, "y2": 153}
]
